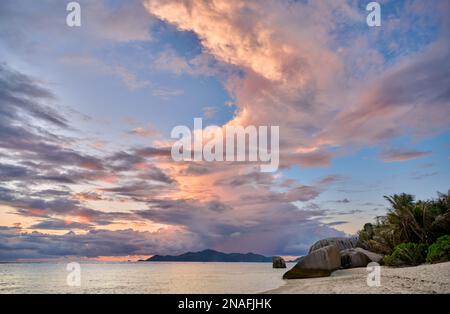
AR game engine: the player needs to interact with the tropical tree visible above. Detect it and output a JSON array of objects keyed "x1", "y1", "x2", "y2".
[{"x1": 358, "y1": 191, "x2": 450, "y2": 255}]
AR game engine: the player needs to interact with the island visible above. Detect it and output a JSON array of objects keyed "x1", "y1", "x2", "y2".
[{"x1": 142, "y1": 249, "x2": 273, "y2": 263}]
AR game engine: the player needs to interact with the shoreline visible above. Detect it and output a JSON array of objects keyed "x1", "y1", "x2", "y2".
[{"x1": 263, "y1": 262, "x2": 450, "y2": 294}]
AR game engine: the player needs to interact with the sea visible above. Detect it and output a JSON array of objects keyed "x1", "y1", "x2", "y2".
[{"x1": 0, "y1": 262, "x2": 292, "y2": 294}]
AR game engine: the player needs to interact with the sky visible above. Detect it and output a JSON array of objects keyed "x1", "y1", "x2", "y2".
[{"x1": 0, "y1": 0, "x2": 449, "y2": 261}]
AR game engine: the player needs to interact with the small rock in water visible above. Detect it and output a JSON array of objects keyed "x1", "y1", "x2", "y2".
[{"x1": 272, "y1": 256, "x2": 286, "y2": 268}]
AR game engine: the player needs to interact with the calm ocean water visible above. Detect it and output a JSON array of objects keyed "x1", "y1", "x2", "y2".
[{"x1": 0, "y1": 262, "x2": 291, "y2": 294}]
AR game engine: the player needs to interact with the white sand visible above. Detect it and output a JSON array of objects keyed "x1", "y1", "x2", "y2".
[{"x1": 264, "y1": 262, "x2": 450, "y2": 294}]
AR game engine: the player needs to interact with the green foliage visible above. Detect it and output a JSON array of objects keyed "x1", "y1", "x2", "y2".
[
  {"x1": 383, "y1": 243, "x2": 428, "y2": 267},
  {"x1": 358, "y1": 190, "x2": 450, "y2": 257},
  {"x1": 426, "y1": 235, "x2": 450, "y2": 263}
]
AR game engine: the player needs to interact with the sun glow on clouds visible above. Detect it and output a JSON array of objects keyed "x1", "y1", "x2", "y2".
[{"x1": 0, "y1": 0, "x2": 449, "y2": 260}]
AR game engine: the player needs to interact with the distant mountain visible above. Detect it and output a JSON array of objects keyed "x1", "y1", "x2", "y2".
[{"x1": 144, "y1": 249, "x2": 272, "y2": 263}]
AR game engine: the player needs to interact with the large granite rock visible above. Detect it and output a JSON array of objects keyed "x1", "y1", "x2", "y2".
[
  {"x1": 309, "y1": 237, "x2": 360, "y2": 254},
  {"x1": 272, "y1": 256, "x2": 287, "y2": 268},
  {"x1": 340, "y1": 249, "x2": 371, "y2": 268},
  {"x1": 283, "y1": 245, "x2": 341, "y2": 279},
  {"x1": 340, "y1": 248, "x2": 384, "y2": 268},
  {"x1": 355, "y1": 248, "x2": 383, "y2": 263}
]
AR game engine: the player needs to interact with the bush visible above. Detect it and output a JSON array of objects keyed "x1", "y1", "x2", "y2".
[
  {"x1": 383, "y1": 243, "x2": 428, "y2": 267},
  {"x1": 426, "y1": 235, "x2": 450, "y2": 263}
]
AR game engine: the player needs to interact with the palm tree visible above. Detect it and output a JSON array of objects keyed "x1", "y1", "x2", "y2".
[
  {"x1": 359, "y1": 191, "x2": 449, "y2": 255},
  {"x1": 384, "y1": 193, "x2": 426, "y2": 245}
]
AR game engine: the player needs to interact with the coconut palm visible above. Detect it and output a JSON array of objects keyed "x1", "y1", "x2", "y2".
[
  {"x1": 384, "y1": 193, "x2": 426, "y2": 245},
  {"x1": 358, "y1": 191, "x2": 450, "y2": 255}
]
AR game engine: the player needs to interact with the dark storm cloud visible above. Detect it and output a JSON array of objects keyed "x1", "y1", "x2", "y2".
[
  {"x1": 0, "y1": 63, "x2": 66, "y2": 127},
  {"x1": 0, "y1": 162, "x2": 87, "y2": 185},
  {"x1": 0, "y1": 163, "x2": 30, "y2": 179},
  {"x1": 0, "y1": 63, "x2": 105, "y2": 173},
  {"x1": 132, "y1": 196, "x2": 342, "y2": 256},
  {"x1": 32, "y1": 189, "x2": 72, "y2": 198},
  {"x1": 0, "y1": 62, "x2": 174, "y2": 189},
  {"x1": 0, "y1": 186, "x2": 16, "y2": 203},
  {"x1": 105, "y1": 149, "x2": 175, "y2": 184},
  {"x1": 0, "y1": 63, "x2": 179, "y2": 238},
  {"x1": 99, "y1": 181, "x2": 171, "y2": 201},
  {"x1": 0, "y1": 227, "x2": 203, "y2": 261},
  {"x1": 0, "y1": 185, "x2": 133, "y2": 226},
  {"x1": 134, "y1": 198, "x2": 233, "y2": 232},
  {"x1": 137, "y1": 166, "x2": 175, "y2": 184},
  {"x1": 107, "y1": 151, "x2": 144, "y2": 171},
  {"x1": 107, "y1": 147, "x2": 171, "y2": 171},
  {"x1": 135, "y1": 147, "x2": 171, "y2": 158}
]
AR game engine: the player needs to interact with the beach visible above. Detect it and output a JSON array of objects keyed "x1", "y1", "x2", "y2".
[{"x1": 265, "y1": 262, "x2": 450, "y2": 294}]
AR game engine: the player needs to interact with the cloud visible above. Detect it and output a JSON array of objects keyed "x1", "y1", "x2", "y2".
[
  {"x1": 317, "y1": 175, "x2": 346, "y2": 185},
  {"x1": 0, "y1": 0, "x2": 153, "y2": 51},
  {"x1": 0, "y1": 163, "x2": 30, "y2": 180},
  {"x1": 0, "y1": 67, "x2": 332, "y2": 258},
  {"x1": 0, "y1": 3, "x2": 352, "y2": 259},
  {"x1": 0, "y1": 185, "x2": 133, "y2": 226},
  {"x1": 0, "y1": 226, "x2": 203, "y2": 261},
  {"x1": 319, "y1": 41, "x2": 450, "y2": 147},
  {"x1": 145, "y1": 0, "x2": 450, "y2": 170},
  {"x1": 0, "y1": 64, "x2": 178, "y2": 232},
  {"x1": 128, "y1": 126, "x2": 159, "y2": 138},
  {"x1": 134, "y1": 196, "x2": 342, "y2": 255},
  {"x1": 0, "y1": 62, "x2": 66, "y2": 127},
  {"x1": 379, "y1": 149, "x2": 431, "y2": 163},
  {"x1": 1, "y1": 0, "x2": 449, "y2": 260},
  {"x1": 139, "y1": 1, "x2": 448, "y2": 255},
  {"x1": 29, "y1": 218, "x2": 93, "y2": 231},
  {"x1": 334, "y1": 198, "x2": 350, "y2": 204},
  {"x1": 0, "y1": 63, "x2": 107, "y2": 174},
  {"x1": 326, "y1": 221, "x2": 348, "y2": 226}
]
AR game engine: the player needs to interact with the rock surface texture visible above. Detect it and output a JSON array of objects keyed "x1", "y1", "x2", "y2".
[
  {"x1": 283, "y1": 245, "x2": 341, "y2": 279},
  {"x1": 308, "y1": 237, "x2": 360, "y2": 253},
  {"x1": 284, "y1": 238, "x2": 384, "y2": 279}
]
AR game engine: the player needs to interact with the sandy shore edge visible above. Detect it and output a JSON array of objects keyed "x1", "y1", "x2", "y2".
[{"x1": 263, "y1": 261, "x2": 450, "y2": 294}]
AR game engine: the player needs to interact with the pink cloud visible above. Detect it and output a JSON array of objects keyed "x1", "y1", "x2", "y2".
[
  {"x1": 379, "y1": 149, "x2": 431, "y2": 163},
  {"x1": 145, "y1": 0, "x2": 450, "y2": 171}
]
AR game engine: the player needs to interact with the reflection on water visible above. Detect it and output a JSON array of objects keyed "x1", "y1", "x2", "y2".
[{"x1": 0, "y1": 262, "x2": 290, "y2": 294}]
